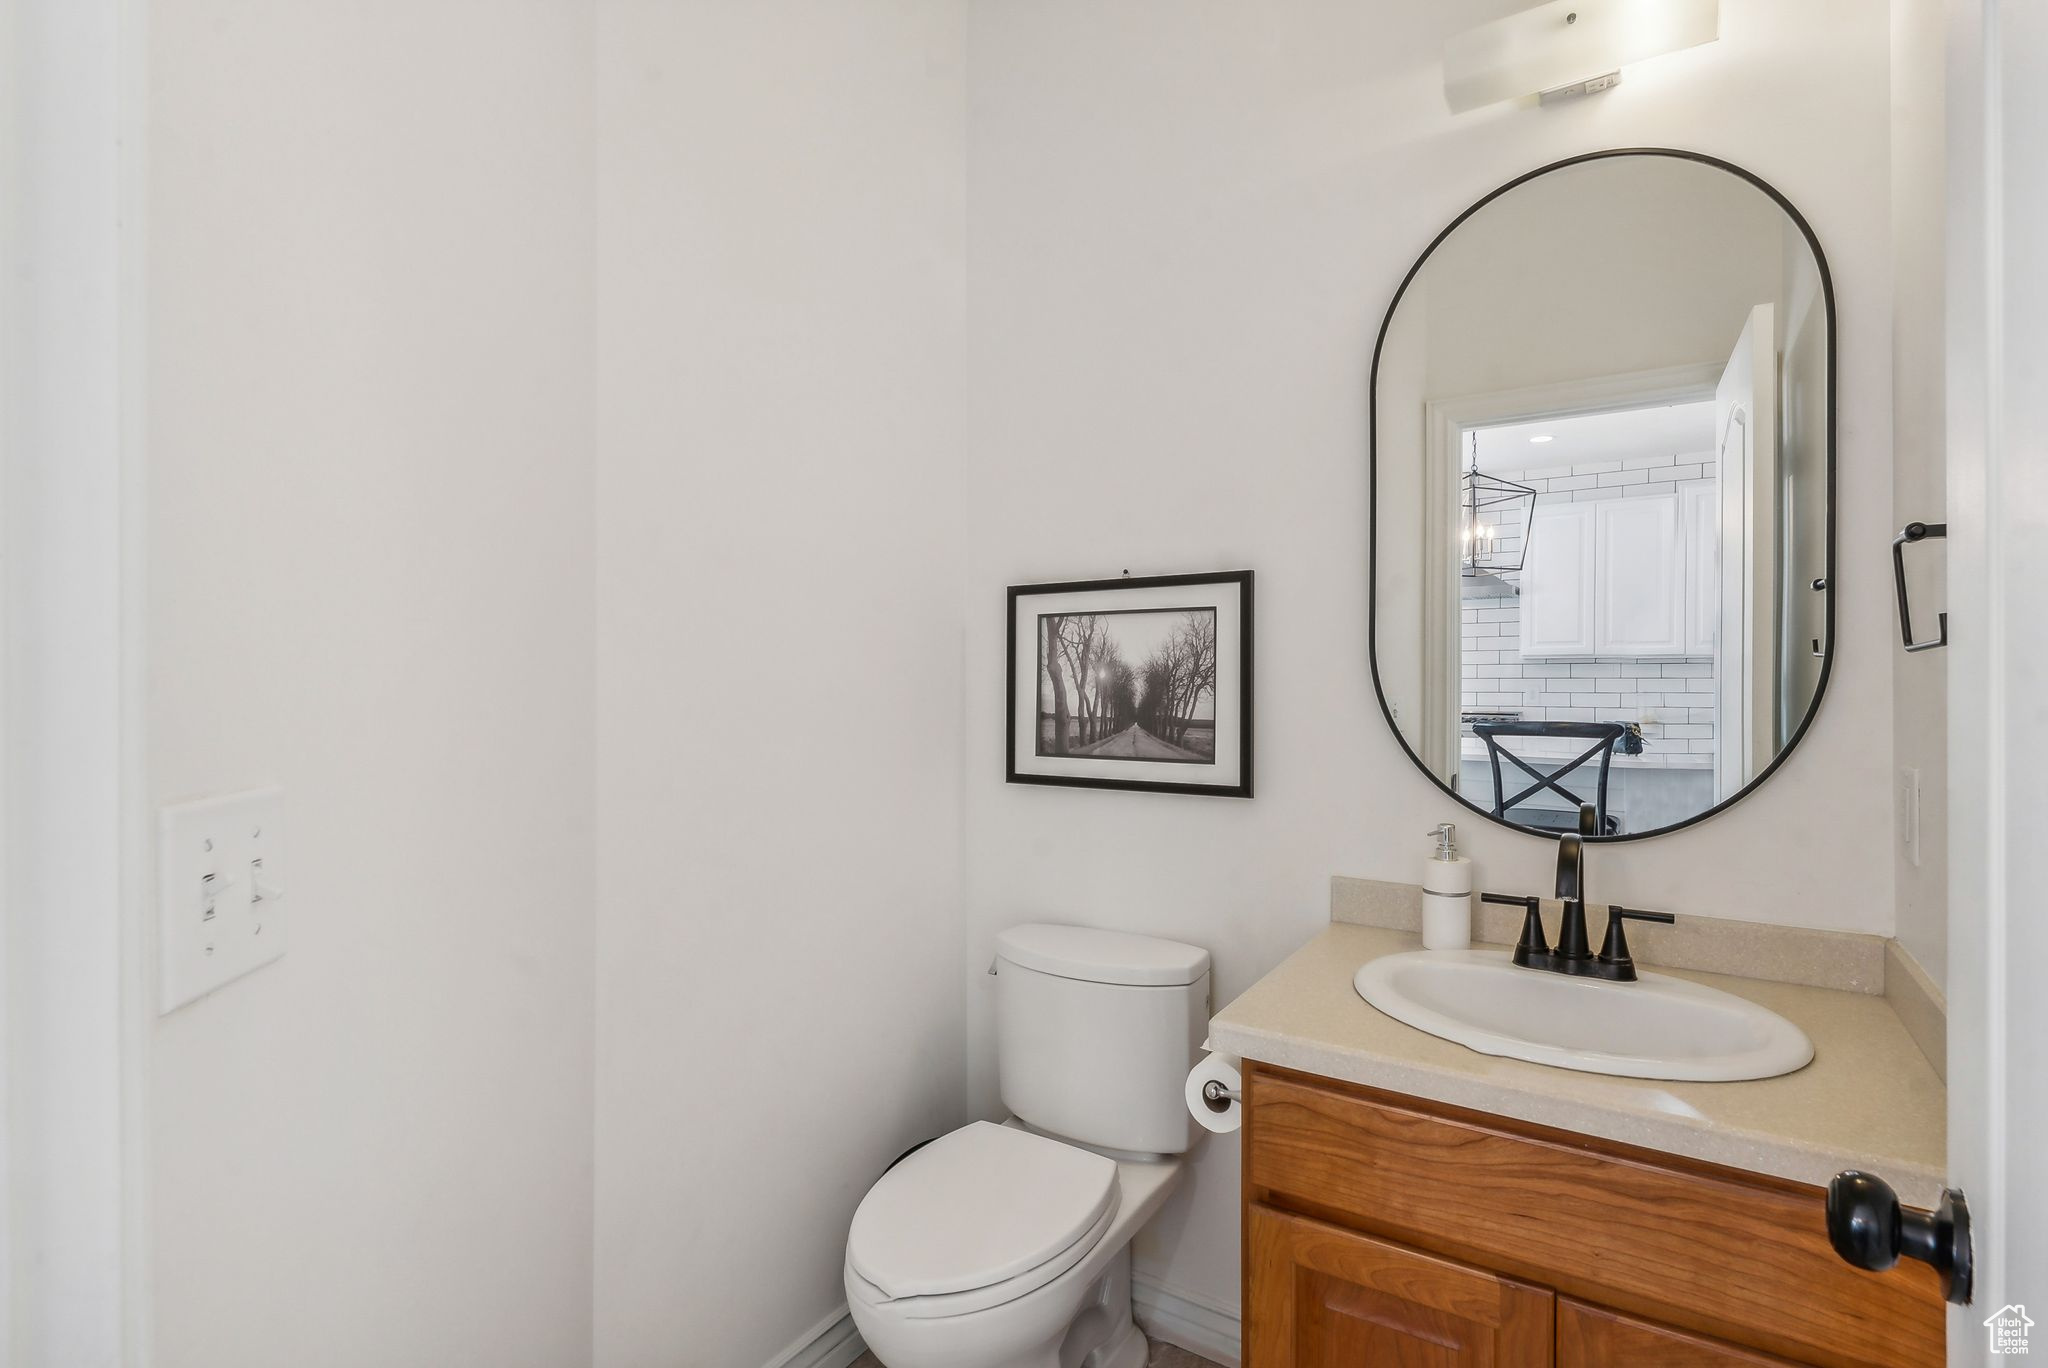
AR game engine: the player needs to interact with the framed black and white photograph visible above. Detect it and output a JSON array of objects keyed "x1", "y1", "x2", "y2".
[{"x1": 1007, "y1": 571, "x2": 1252, "y2": 798}]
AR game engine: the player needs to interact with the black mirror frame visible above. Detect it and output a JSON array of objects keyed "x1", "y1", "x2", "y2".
[{"x1": 1367, "y1": 148, "x2": 1837, "y2": 844}]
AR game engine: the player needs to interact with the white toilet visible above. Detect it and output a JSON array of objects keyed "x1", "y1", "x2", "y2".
[{"x1": 844, "y1": 924, "x2": 1210, "y2": 1368}]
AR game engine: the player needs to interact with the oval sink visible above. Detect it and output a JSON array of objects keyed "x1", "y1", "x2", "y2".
[{"x1": 1353, "y1": 949, "x2": 1813, "y2": 1082}]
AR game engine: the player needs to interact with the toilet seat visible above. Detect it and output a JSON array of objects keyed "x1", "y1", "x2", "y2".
[{"x1": 847, "y1": 1122, "x2": 1120, "y2": 1318}]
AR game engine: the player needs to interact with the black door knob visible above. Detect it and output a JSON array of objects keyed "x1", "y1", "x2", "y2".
[{"x1": 1826, "y1": 1170, "x2": 1974, "y2": 1305}]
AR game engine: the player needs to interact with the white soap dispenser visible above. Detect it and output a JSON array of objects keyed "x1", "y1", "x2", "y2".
[{"x1": 1421, "y1": 822, "x2": 1473, "y2": 950}]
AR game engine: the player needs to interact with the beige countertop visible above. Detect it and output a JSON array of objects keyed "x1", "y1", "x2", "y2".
[{"x1": 1209, "y1": 923, "x2": 1946, "y2": 1206}]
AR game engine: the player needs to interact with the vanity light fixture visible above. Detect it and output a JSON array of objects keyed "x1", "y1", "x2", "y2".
[
  {"x1": 1462, "y1": 432, "x2": 1539, "y2": 580},
  {"x1": 1443, "y1": 0, "x2": 1719, "y2": 114}
]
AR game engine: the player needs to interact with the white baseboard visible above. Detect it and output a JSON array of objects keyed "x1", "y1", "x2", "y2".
[
  {"x1": 765, "y1": 1304, "x2": 867, "y2": 1368},
  {"x1": 1133, "y1": 1274, "x2": 1242, "y2": 1368},
  {"x1": 773, "y1": 1279, "x2": 1239, "y2": 1368}
]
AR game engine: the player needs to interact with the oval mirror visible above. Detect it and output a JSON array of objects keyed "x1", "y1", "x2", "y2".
[{"x1": 1370, "y1": 150, "x2": 1833, "y2": 841}]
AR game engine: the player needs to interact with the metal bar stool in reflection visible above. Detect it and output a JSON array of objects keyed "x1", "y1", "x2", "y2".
[{"x1": 1471, "y1": 721, "x2": 1626, "y2": 836}]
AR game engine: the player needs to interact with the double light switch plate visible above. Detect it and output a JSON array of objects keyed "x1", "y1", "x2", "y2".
[{"x1": 157, "y1": 787, "x2": 286, "y2": 1014}]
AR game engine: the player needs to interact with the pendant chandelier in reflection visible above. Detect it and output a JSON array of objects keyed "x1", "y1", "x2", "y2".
[{"x1": 1462, "y1": 431, "x2": 1538, "y2": 578}]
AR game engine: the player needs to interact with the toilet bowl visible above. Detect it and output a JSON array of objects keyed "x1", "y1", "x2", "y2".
[
  {"x1": 842, "y1": 924, "x2": 1210, "y2": 1368},
  {"x1": 844, "y1": 1121, "x2": 1183, "y2": 1368}
]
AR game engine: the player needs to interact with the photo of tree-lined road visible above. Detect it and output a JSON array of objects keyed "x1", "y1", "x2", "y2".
[{"x1": 1037, "y1": 608, "x2": 1218, "y2": 764}]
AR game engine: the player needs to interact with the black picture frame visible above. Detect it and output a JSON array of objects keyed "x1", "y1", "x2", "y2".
[{"x1": 1006, "y1": 571, "x2": 1253, "y2": 798}]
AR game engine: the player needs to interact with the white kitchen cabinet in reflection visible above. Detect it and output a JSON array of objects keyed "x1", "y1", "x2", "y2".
[
  {"x1": 1517, "y1": 502, "x2": 1597, "y2": 657},
  {"x1": 1519, "y1": 489, "x2": 1715, "y2": 660}
]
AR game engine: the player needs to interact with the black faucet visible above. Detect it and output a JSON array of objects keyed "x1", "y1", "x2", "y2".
[
  {"x1": 1482, "y1": 803, "x2": 1674, "y2": 981},
  {"x1": 1553, "y1": 806, "x2": 1593, "y2": 962}
]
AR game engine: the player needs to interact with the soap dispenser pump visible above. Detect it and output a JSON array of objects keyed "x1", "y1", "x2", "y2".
[{"x1": 1422, "y1": 822, "x2": 1473, "y2": 950}]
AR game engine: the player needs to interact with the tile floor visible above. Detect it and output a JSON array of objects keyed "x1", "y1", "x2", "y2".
[
  {"x1": 852, "y1": 1342, "x2": 1224, "y2": 1368},
  {"x1": 1146, "y1": 1345, "x2": 1229, "y2": 1368}
]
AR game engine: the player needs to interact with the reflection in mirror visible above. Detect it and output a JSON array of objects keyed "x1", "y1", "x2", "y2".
[{"x1": 1372, "y1": 152, "x2": 1831, "y2": 840}]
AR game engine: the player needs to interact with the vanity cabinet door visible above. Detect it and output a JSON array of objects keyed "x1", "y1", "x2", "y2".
[
  {"x1": 1247, "y1": 1204, "x2": 1553, "y2": 1366},
  {"x1": 1558, "y1": 1300, "x2": 1805, "y2": 1366}
]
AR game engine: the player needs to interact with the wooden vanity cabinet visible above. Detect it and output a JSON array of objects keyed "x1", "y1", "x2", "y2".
[
  {"x1": 1247, "y1": 1205, "x2": 1552, "y2": 1365},
  {"x1": 1556, "y1": 1301, "x2": 1804, "y2": 1366},
  {"x1": 1241, "y1": 1063, "x2": 1943, "y2": 1368}
]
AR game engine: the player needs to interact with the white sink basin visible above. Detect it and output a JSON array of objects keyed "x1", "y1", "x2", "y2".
[{"x1": 1353, "y1": 949, "x2": 1814, "y2": 1082}]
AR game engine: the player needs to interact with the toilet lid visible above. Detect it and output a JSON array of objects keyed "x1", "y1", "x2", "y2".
[{"x1": 847, "y1": 1122, "x2": 1119, "y2": 1299}]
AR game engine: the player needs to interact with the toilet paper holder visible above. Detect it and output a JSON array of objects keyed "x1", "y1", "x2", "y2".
[{"x1": 1200, "y1": 1079, "x2": 1241, "y2": 1112}]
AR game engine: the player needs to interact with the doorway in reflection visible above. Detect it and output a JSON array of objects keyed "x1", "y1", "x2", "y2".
[{"x1": 1455, "y1": 402, "x2": 1721, "y2": 835}]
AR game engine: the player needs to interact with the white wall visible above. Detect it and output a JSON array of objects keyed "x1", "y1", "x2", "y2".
[
  {"x1": 963, "y1": 0, "x2": 1895, "y2": 1317},
  {"x1": 128, "y1": 4, "x2": 1933, "y2": 1359},
  {"x1": 1419, "y1": 156, "x2": 1788, "y2": 398},
  {"x1": 590, "y1": 4, "x2": 969, "y2": 1366},
  {"x1": 145, "y1": 5, "x2": 597, "y2": 1365},
  {"x1": 1890, "y1": 0, "x2": 1949, "y2": 992},
  {"x1": 2, "y1": 2, "x2": 136, "y2": 1362}
]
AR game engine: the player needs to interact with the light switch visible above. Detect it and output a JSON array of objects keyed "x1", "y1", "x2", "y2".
[{"x1": 157, "y1": 787, "x2": 286, "y2": 1014}]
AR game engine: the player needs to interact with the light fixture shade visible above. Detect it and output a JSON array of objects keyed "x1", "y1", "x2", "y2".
[
  {"x1": 1463, "y1": 466, "x2": 1539, "y2": 578},
  {"x1": 1443, "y1": 0, "x2": 1718, "y2": 114}
]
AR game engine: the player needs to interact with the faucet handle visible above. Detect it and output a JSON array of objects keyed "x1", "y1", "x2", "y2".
[
  {"x1": 1597, "y1": 905, "x2": 1676, "y2": 980},
  {"x1": 1483, "y1": 892, "x2": 1548, "y2": 965}
]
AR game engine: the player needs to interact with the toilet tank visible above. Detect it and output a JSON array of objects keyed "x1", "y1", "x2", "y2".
[{"x1": 993, "y1": 924, "x2": 1210, "y2": 1156}]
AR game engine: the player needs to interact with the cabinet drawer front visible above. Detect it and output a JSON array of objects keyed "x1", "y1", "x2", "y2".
[
  {"x1": 1248, "y1": 1204, "x2": 1553, "y2": 1367},
  {"x1": 1245, "y1": 1066, "x2": 1940, "y2": 1368},
  {"x1": 1559, "y1": 1300, "x2": 1804, "y2": 1366}
]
